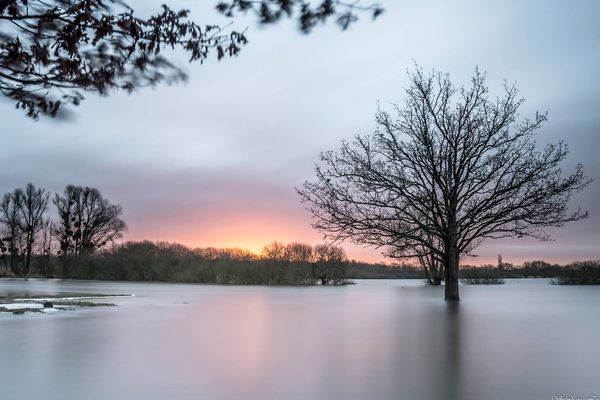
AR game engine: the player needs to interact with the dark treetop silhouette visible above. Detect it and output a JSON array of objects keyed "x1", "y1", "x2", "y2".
[
  {"x1": 0, "y1": 183, "x2": 125, "y2": 277},
  {"x1": 298, "y1": 66, "x2": 591, "y2": 300},
  {"x1": 53, "y1": 185, "x2": 126, "y2": 258},
  {"x1": 0, "y1": 0, "x2": 382, "y2": 119},
  {"x1": 0, "y1": 183, "x2": 50, "y2": 276}
]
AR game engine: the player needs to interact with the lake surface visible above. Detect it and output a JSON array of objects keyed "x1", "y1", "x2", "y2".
[{"x1": 1, "y1": 278, "x2": 599, "y2": 400}]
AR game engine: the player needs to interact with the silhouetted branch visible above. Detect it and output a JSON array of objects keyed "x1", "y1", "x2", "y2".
[{"x1": 1, "y1": 0, "x2": 382, "y2": 118}]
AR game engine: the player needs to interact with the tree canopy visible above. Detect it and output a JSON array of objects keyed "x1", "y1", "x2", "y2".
[{"x1": 0, "y1": 0, "x2": 382, "y2": 118}]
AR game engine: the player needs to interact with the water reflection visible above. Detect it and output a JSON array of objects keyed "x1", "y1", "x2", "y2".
[
  {"x1": 0, "y1": 279, "x2": 599, "y2": 400},
  {"x1": 443, "y1": 302, "x2": 462, "y2": 400}
]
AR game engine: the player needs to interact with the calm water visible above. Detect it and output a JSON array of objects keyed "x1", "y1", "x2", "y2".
[{"x1": 0, "y1": 278, "x2": 599, "y2": 400}]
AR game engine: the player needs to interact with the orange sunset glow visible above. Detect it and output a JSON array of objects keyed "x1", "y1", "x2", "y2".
[
  {"x1": 124, "y1": 209, "x2": 389, "y2": 263},
  {"x1": 121, "y1": 201, "x2": 600, "y2": 266}
]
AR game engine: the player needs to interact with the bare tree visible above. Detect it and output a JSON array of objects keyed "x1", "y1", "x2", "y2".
[
  {"x1": 14, "y1": 183, "x2": 50, "y2": 275},
  {"x1": 298, "y1": 66, "x2": 591, "y2": 300},
  {"x1": 385, "y1": 232, "x2": 444, "y2": 285},
  {"x1": 311, "y1": 244, "x2": 348, "y2": 284},
  {"x1": 262, "y1": 241, "x2": 316, "y2": 263},
  {"x1": 1, "y1": 0, "x2": 382, "y2": 118},
  {"x1": 54, "y1": 185, "x2": 127, "y2": 259},
  {"x1": 0, "y1": 192, "x2": 23, "y2": 274},
  {"x1": 284, "y1": 242, "x2": 314, "y2": 263},
  {"x1": 262, "y1": 241, "x2": 288, "y2": 262},
  {"x1": 419, "y1": 253, "x2": 443, "y2": 285}
]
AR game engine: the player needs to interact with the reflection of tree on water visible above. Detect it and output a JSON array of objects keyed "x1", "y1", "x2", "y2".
[
  {"x1": 442, "y1": 302, "x2": 463, "y2": 400},
  {"x1": 412, "y1": 300, "x2": 464, "y2": 400},
  {"x1": 382, "y1": 289, "x2": 466, "y2": 399}
]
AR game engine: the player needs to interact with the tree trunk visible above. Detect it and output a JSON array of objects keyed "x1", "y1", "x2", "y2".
[
  {"x1": 9, "y1": 225, "x2": 17, "y2": 275},
  {"x1": 61, "y1": 253, "x2": 69, "y2": 278},
  {"x1": 9, "y1": 251, "x2": 17, "y2": 275},
  {"x1": 24, "y1": 244, "x2": 32, "y2": 276},
  {"x1": 444, "y1": 244, "x2": 460, "y2": 301}
]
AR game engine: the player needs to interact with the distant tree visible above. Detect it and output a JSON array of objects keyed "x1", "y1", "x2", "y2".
[
  {"x1": 299, "y1": 66, "x2": 591, "y2": 300},
  {"x1": 0, "y1": 0, "x2": 382, "y2": 118},
  {"x1": 312, "y1": 244, "x2": 347, "y2": 284},
  {"x1": 14, "y1": 183, "x2": 50, "y2": 275},
  {"x1": 195, "y1": 246, "x2": 222, "y2": 260},
  {"x1": 417, "y1": 248, "x2": 444, "y2": 286},
  {"x1": 262, "y1": 241, "x2": 287, "y2": 262},
  {"x1": 284, "y1": 242, "x2": 313, "y2": 263},
  {"x1": 0, "y1": 192, "x2": 24, "y2": 274},
  {"x1": 221, "y1": 247, "x2": 256, "y2": 260},
  {"x1": 388, "y1": 233, "x2": 444, "y2": 285},
  {"x1": 53, "y1": 185, "x2": 126, "y2": 260}
]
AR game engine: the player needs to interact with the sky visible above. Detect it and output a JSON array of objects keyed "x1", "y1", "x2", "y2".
[{"x1": 1, "y1": 0, "x2": 599, "y2": 265}]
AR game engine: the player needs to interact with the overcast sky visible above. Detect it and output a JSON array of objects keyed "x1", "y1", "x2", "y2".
[{"x1": 1, "y1": 0, "x2": 599, "y2": 264}]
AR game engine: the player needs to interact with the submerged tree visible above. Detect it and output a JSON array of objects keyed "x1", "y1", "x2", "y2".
[
  {"x1": 0, "y1": 0, "x2": 382, "y2": 118},
  {"x1": 299, "y1": 66, "x2": 591, "y2": 300},
  {"x1": 53, "y1": 185, "x2": 126, "y2": 259},
  {"x1": 416, "y1": 240, "x2": 444, "y2": 286},
  {"x1": 311, "y1": 244, "x2": 347, "y2": 284},
  {"x1": 385, "y1": 231, "x2": 444, "y2": 285}
]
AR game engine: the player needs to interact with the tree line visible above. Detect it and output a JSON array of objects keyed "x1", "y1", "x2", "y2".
[
  {"x1": 0, "y1": 183, "x2": 126, "y2": 277},
  {"x1": 35, "y1": 240, "x2": 349, "y2": 286},
  {"x1": 347, "y1": 259, "x2": 600, "y2": 284}
]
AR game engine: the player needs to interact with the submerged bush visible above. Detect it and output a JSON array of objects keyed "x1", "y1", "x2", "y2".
[
  {"x1": 460, "y1": 277, "x2": 505, "y2": 285},
  {"x1": 460, "y1": 267, "x2": 505, "y2": 285}
]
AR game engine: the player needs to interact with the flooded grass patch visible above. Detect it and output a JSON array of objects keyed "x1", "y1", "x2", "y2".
[{"x1": 0, "y1": 293, "x2": 126, "y2": 315}]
